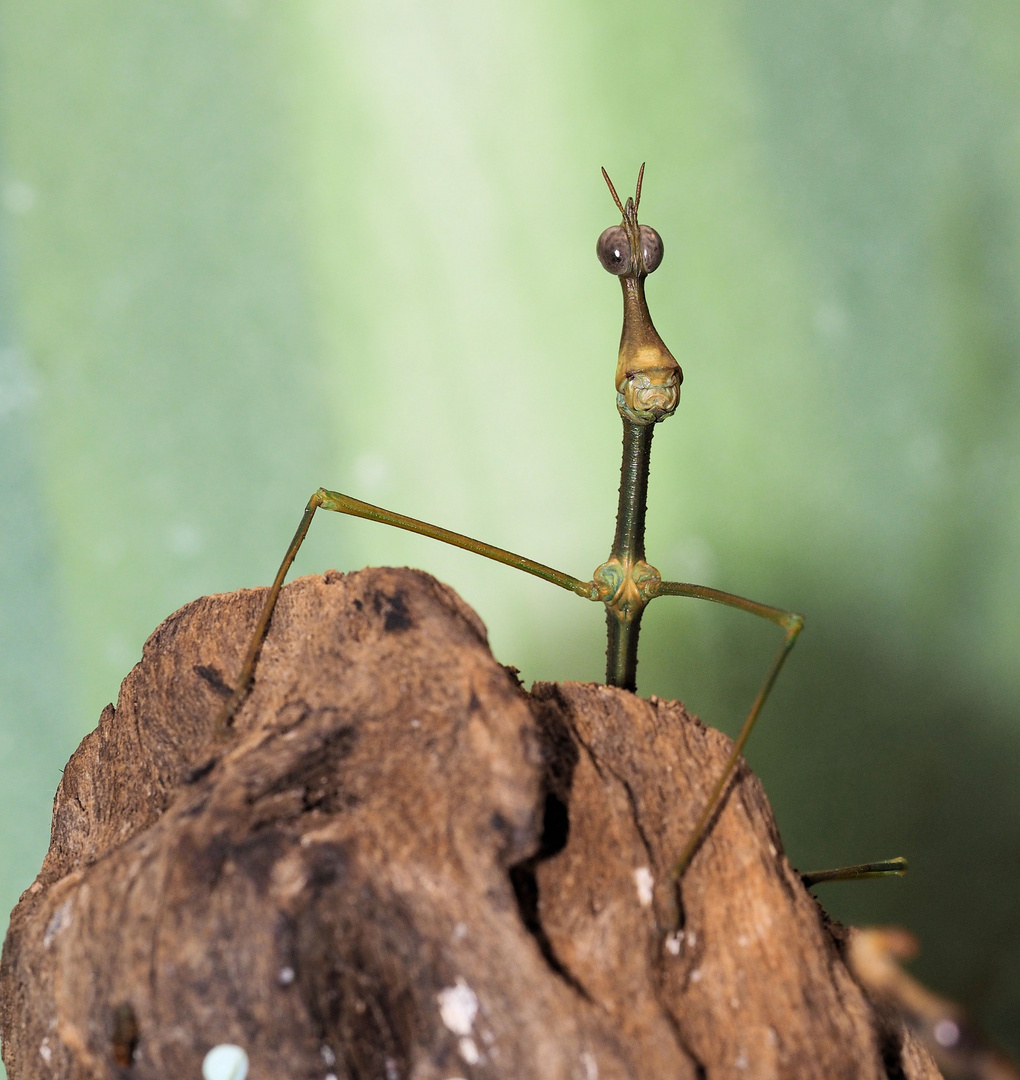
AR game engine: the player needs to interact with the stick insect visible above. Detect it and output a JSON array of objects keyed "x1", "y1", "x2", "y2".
[{"x1": 216, "y1": 165, "x2": 904, "y2": 887}]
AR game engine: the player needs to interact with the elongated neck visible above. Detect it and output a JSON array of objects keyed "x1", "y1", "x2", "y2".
[
  {"x1": 611, "y1": 418, "x2": 654, "y2": 564},
  {"x1": 621, "y1": 276, "x2": 654, "y2": 348}
]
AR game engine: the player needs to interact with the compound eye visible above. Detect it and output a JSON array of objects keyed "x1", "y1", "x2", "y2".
[
  {"x1": 639, "y1": 225, "x2": 663, "y2": 273},
  {"x1": 597, "y1": 226, "x2": 632, "y2": 275}
]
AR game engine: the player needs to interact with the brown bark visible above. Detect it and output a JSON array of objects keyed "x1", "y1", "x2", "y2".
[{"x1": 1, "y1": 567, "x2": 941, "y2": 1079}]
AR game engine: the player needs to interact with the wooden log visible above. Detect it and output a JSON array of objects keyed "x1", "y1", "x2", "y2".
[{"x1": 0, "y1": 567, "x2": 941, "y2": 1079}]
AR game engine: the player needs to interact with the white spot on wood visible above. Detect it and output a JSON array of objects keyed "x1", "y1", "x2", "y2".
[
  {"x1": 664, "y1": 932, "x2": 682, "y2": 956},
  {"x1": 581, "y1": 1050, "x2": 599, "y2": 1079},
  {"x1": 438, "y1": 978, "x2": 478, "y2": 1036},
  {"x1": 321, "y1": 1045, "x2": 336, "y2": 1065},
  {"x1": 39, "y1": 1039, "x2": 52, "y2": 1064},
  {"x1": 686, "y1": 931, "x2": 697, "y2": 948},
  {"x1": 277, "y1": 966, "x2": 295, "y2": 986},
  {"x1": 453, "y1": 921, "x2": 468, "y2": 940},
  {"x1": 934, "y1": 1019, "x2": 960, "y2": 1047},
  {"x1": 458, "y1": 1037, "x2": 480, "y2": 1064},
  {"x1": 202, "y1": 1044, "x2": 249, "y2": 1080},
  {"x1": 43, "y1": 902, "x2": 72, "y2": 948},
  {"x1": 633, "y1": 866, "x2": 654, "y2": 906},
  {"x1": 689, "y1": 968, "x2": 702, "y2": 983},
  {"x1": 384, "y1": 1055, "x2": 400, "y2": 1080}
]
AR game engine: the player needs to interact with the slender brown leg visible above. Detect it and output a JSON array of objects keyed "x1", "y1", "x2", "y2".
[
  {"x1": 650, "y1": 580, "x2": 804, "y2": 879},
  {"x1": 801, "y1": 858, "x2": 907, "y2": 887},
  {"x1": 215, "y1": 487, "x2": 594, "y2": 730}
]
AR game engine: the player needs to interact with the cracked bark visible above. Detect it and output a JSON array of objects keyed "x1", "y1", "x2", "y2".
[{"x1": 0, "y1": 567, "x2": 943, "y2": 1079}]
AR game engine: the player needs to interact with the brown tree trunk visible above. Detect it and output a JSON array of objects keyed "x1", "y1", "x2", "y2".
[{"x1": 0, "y1": 567, "x2": 941, "y2": 1079}]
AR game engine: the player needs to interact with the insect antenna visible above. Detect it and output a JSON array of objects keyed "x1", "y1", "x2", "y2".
[
  {"x1": 633, "y1": 161, "x2": 645, "y2": 212},
  {"x1": 601, "y1": 166, "x2": 626, "y2": 216}
]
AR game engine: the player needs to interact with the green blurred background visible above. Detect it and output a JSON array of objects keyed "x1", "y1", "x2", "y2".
[{"x1": 1, "y1": 0, "x2": 1018, "y2": 1061}]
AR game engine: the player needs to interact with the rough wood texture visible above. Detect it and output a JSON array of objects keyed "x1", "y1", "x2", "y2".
[{"x1": 1, "y1": 567, "x2": 941, "y2": 1079}]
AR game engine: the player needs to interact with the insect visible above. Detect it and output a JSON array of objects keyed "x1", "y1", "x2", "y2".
[{"x1": 216, "y1": 165, "x2": 903, "y2": 885}]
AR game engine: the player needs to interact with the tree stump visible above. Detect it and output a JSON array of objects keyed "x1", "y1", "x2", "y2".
[{"x1": 0, "y1": 567, "x2": 941, "y2": 1079}]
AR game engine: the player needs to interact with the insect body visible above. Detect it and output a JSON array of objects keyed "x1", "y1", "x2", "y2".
[{"x1": 217, "y1": 166, "x2": 887, "y2": 883}]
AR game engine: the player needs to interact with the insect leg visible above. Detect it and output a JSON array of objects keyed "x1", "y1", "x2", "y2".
[
  {"x1": 214, "y1": 487, "x2": 594, "y2": 730},
  {"x1": 800, "y1": 858, "x2": 907, "y2": 887},
  {"x1": 650, "y1": 580, "x2": 804, "y2": 879}
]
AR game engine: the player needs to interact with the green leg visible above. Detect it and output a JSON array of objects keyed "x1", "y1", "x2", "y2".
[
  {"x1": 215, "y1": 487, "x2": 594, "y2": 729},
  {"x1": 801, "y1": 857, "x2": 907, "y2": 887},
  {"x1": 649, "y1": 580, "x2": 805, "y2": 879}
]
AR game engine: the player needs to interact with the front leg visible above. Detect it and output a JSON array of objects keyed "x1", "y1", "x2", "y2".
[{"x1": 215, "y1": 488, "x2": 595, "y2": 730}]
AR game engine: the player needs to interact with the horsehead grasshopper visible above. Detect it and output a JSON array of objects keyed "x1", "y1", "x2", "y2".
[{"x1": 215, "y1": 165, "x2": 905, "y2": 888}]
